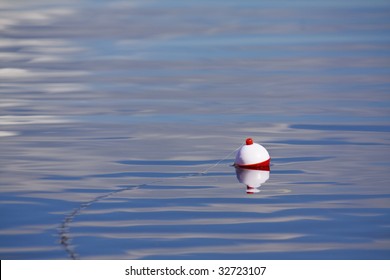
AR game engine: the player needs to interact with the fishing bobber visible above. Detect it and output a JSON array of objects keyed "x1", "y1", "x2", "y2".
[{"x1": 234, "y1": 138, "x2": 270, "y2": 170}]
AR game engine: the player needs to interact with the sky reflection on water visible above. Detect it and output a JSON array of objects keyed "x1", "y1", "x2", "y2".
[{"x1": 1, "y1": 0, "x2": 390, "y2": 259}]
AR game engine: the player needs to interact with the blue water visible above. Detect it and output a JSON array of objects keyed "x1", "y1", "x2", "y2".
[{"x1": 1, "y1": 0, "x2": 389, "y2": 259}]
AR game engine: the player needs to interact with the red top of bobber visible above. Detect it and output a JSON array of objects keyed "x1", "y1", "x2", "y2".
[{"x1": 245, "y1": 138, "x2": 253, "y2": 145}]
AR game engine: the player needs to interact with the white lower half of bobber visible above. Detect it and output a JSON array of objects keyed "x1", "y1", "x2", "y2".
[{"x1": 234, "y1": 142, "x2": 270, "y2": 169}]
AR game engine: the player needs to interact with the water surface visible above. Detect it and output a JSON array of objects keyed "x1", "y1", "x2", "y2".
[{"x1": 1, "y1": 0, "x2": 389, "y2": 259}]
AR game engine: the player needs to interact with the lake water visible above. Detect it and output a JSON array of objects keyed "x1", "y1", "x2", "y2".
[{"x1": 1, "y1": 0, "x2": 389, "y2": 260}]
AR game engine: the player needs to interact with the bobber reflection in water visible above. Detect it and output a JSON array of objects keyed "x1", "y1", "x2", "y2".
[
  {"x1": 235, "y1": 167, "x2": 270, "y2": 194},
  {"x1": 234, "y1": 138, "x2": 271, "y2": 194}
]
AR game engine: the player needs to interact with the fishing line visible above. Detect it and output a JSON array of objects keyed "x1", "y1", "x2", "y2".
[
  {"x1": 58, "y1": 144, "x2": 243, "y2": 259},
  {"x1": 199, "y1": 145, "x2": 242, "y2": 175}
]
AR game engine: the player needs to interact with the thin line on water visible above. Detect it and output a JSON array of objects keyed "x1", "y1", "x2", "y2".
[{"x1": 58, "y1": 144, "x2": 242, "y2": 259}]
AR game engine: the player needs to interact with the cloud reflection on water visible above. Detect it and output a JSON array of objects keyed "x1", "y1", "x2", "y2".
[{"x1": 1, "y1": 0, "x2": 389, "y2": 259}]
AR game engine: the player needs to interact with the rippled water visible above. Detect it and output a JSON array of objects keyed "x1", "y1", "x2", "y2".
[{"x1": 1, "y1": 0, "x2": 390, "y2": 259}]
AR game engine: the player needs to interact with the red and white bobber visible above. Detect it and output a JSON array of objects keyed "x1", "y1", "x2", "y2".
[{"x1": 234, "y1": 138, "x2": 270, "y2": 170}]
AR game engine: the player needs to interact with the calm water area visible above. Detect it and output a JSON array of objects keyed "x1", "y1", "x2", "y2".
[{"x1": 1, "y1": 0, "x2": 389, "y2": 259}]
